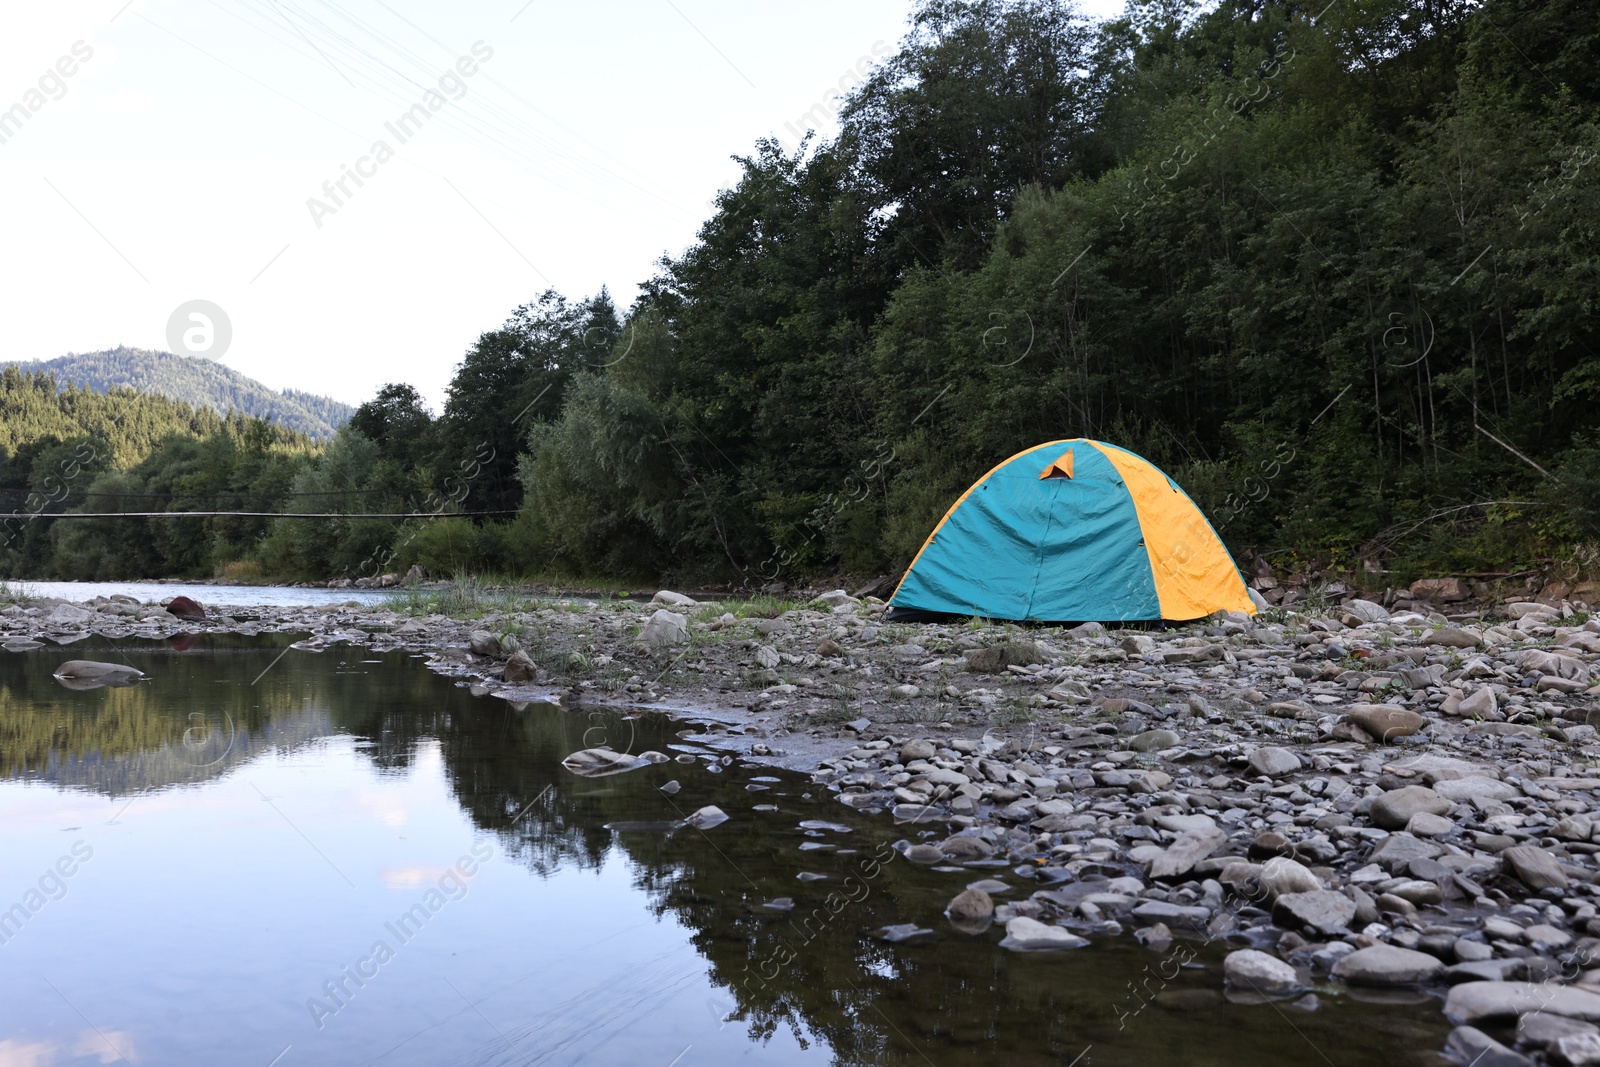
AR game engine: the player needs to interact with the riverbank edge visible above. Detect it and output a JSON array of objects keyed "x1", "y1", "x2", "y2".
[{"x1": 9, "y1": 586, "x2": 1600, "y2": 1065}]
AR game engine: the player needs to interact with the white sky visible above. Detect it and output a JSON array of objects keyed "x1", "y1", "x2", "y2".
[{"x1": 0, "y1": 0, "x2": 1124, "y2": 409}]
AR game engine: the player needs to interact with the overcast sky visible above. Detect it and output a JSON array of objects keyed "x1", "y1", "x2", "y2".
[{"x1": 1, "y1": 0, "x2": 1124, "y2": 409}]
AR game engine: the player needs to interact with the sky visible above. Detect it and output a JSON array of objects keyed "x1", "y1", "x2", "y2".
[{"x1": 0, "y1": 0, "x2": 1125, "y2": 409}]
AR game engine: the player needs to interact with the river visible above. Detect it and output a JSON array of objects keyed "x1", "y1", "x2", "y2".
[
  {"x1": 7, "y1": 580, "x2": 396, "y2": 609},
  {"x1": 0, "y1": 635, "x2": 1450, "y2": 1065}
]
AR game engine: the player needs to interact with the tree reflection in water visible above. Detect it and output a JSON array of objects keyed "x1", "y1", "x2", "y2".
[{"x1": 0, "y1": 635, "x2": 1453, "y2": 1066}]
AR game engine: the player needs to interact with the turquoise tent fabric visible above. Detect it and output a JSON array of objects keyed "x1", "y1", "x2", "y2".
[{"x1": 891, "y1": 441, "x2": 1161, "y2": 621}]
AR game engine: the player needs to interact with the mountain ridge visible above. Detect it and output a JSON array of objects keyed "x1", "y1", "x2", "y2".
[{"x1": 3, "y1": 347, "x2": 353, "y2": 439}]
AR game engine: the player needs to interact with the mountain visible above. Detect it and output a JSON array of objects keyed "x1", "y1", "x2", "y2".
[{"x1": 3, "y1": 347, "x2": 353, "y2": 439}]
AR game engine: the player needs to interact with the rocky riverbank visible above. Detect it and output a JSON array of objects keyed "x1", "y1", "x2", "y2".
[{"x1": 6, "y1": 582, "x2": 1600, "y2": 1064}]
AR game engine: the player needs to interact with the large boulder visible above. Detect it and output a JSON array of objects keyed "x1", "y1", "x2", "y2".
[
  {"x1": 52, "y1": 660, "x2": 144, "y2": 691},
  {"x1": 163, "y1": 596, "x2": 206, "y2": 620},
  {"x1": 650, "y1": 590, "x2": 697, "y2": 607}
]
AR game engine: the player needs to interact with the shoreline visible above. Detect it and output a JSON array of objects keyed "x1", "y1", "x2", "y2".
[{"x1": 8, "y1": 585, "x2": 1600, "y2": 1063}]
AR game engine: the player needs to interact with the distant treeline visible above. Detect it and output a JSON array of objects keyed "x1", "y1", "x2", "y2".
[
  {"x1": 9, "y1": 0, "x2": 1600, "y2": 584},
  {"x1": 0, "y1": 366, "x2": 316, "y2": 579}
]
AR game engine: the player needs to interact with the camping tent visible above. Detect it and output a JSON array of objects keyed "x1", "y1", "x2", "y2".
[{"x1": 888, "y1": 439, "x2": 1253, "y2": 623}]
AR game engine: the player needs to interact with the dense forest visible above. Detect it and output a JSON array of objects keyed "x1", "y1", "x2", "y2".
[
  {"x1": 2, "y1": 347, "x2": 353, "y2": 439},
  {"x1": 0, "y1": 366, "x2": 315, "y2": 579},
  {"x1": 8, "y1": 0, "x2": 1599, "y2": 586}
]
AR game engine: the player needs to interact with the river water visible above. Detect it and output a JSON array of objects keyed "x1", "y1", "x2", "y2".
[
  {"x1": 0, "y1": 635, "x2": 1451, "y2": 1066},
  {"x1": 8, "y1": 580, "x2": 396, "y2": 608}
]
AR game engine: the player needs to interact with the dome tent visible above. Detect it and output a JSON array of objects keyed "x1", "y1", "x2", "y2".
[{"x1": 887, "y1": 440, "x2": 1253, "y2": 623}]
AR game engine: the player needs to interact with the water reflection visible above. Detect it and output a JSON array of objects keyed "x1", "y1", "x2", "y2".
[{"x1": 0, "y1": 637, "x2": 1452, "y2": 1066}]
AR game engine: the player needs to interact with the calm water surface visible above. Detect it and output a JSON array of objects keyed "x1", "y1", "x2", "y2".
[
  {"x1": 0, "y1": 637, "x2": 1452, "y2": 1066},
  {"x1": 10, "y1": 580, "x2": 395, "y2": 608}
]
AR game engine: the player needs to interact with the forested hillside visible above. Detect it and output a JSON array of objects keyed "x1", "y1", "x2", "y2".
[
  {"x1": 10, "y1": 0, "x2": 1599, "y2": 586},
  {"x1": 3, "y1": 347, "x2": 353, "y2": 439},
  {"x1": 0, "y1": 365, "x2": 251, "y2": 466},
  {"x1": 0, "y1": 366, "x2": 316, "y2": 580}
]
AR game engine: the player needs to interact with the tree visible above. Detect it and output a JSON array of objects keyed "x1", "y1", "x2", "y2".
[
  {"x1": 839, "y1": 0, "x2": 1102, "y2": 270},
  {"x1": 348, "y1": 384, "x2": 432, "y2": 471},
  {"x1": 436, "y1": 290, "x2": 621, "y2": 514}
]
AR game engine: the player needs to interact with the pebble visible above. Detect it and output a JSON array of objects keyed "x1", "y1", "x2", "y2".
[
  {"x1": 1554, "y1": 1034, "x2": 1600, "y2": 1067},
  {"x1": 1523, "y1": 923, "x2": 1573, "y2": 950},
  {"x1": 1405, "y1": 811, "x2": 1455, "y2": 837},
  {"x1": 1369, "y1": 833, "x2": 1443, "y2": 872},
  {"x1": 1370, "y1": 786, "x2": 1452, "y2": 831},
  {"x1": 1518, "y1": 1013, "x2": 1600, "y2": 1050},
  {"x1": 1224, "y1": 949, "x2": 1303, "y2": 997},
  {"x1": 684, "y1": 805, "x2": 728, "y2": 829},
  {"x1": 1129, "y1": 900, "x2": 1211, "y2": 930},
  {"x1": 998, "y1": 917, "x2": 1089, "y2": 951},
  {"x1": 1501, "y1": 845, "x2": 1569, "y2": 890},
  {"x1": 1458, "y1": 686, "x2": 1498, "y2": 718},
  {"x1": 1272, "y1": 890, "x2": 1356, "y2": 935},
  {"x1": 1348, "y1": 704, "x2": 1428, "y2": 743},
  {"x1": 1445, "y1": 981, "x2": 1600, "y2": 1025},
  {"x1": 1331, "y1": 944, "x2": 1446, "y2": 986},
  {"x1": 1258, "y1": 857, "x2": 1321, "y2": 900},
  {"x1": 945, "y1": 888, "x2": 995, "y2": 922},
  {"x1": 1444, "y1": 1026, "x2": 1531, "y2": 1067},
  {"x1": 1248, "y1": 747, "x2": 1300, "y2": 778},
  {"x1": 1129, "y1": 729, "x2": 1181, "y2": 752},
  {"x1": 1433, "y1": 776, "x2": 1520, "y2": 803}
]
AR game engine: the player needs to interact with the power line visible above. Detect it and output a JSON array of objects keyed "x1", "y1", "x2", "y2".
[
  {"x1": 0, "y1": 510, "x2": 518, "y2": 520},
  {"x1": 0, "y1": 488, "x2": 399, "y2": 499}
]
